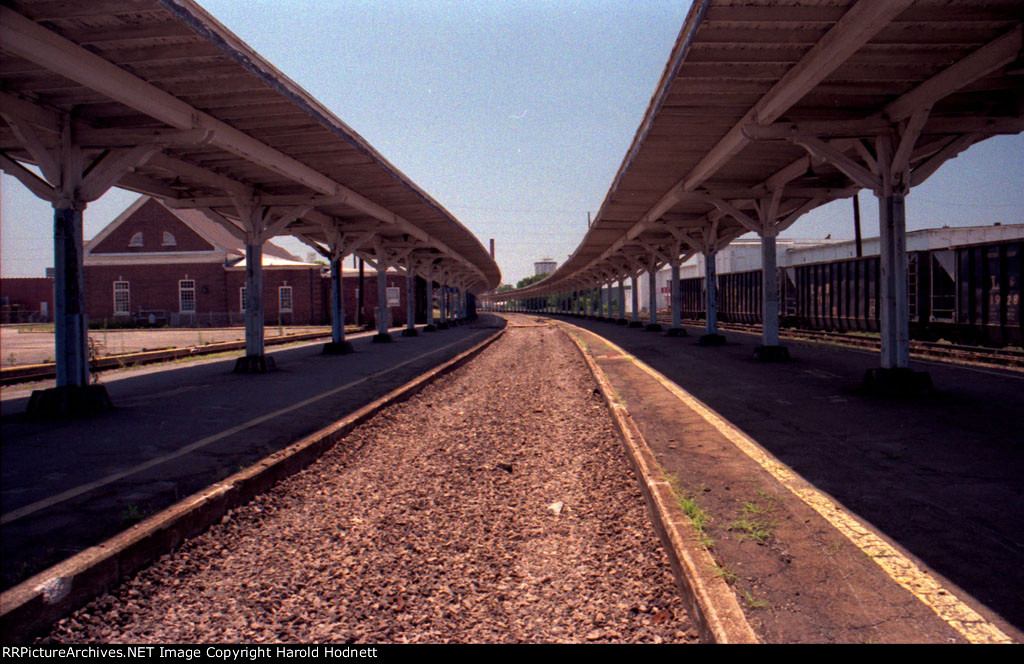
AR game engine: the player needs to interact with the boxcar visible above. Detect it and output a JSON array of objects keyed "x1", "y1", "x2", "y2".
[
  {"x1": 673, "y1": 239, "x2": 1022, "y2": 348},
  {"x1": 950, "y1": 240, "x2": 1022, "y2": 347}
]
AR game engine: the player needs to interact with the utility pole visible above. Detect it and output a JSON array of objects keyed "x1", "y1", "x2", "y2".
[{"x1": 853, "y1": 194, "x2": 863, "y2": 258}]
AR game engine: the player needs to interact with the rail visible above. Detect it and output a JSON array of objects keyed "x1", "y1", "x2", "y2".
[
  {"x1": 650, "y1": 315, "x2": 1024, "y2": 371},
  {"x1": 0, "y1": 330, "x2": 335, "y2": 386}
]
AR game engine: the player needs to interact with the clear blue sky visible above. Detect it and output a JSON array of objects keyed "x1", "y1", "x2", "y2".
[{"x1": 2, "y1": 0, "x2": 1022, "y2": 284}]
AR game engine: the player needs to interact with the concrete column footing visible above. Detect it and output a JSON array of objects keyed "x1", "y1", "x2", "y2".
[
  {"x1": 666, "y1": 327, "x2": 688, "y2": 337},
  {"x1": 401, "y1": 328, "x2": 419, "y2": 337},
  {"x1": 698, "y1": 334, "x2": 727, "y2": 346},
  {"x1": 26, "y1": 384, "x2": 114, "y2": 419},
  {"x1": 371, "y1": 333, "x2": 393, "y2": 343},
  {"x1": 645, "y1": 323, "x2": 663, "y2": 332},
  {"x1": 233, "y1": 355, "x2": 277, "y2": 374},
  {"x1": 862, "y1": 368, "x2": 933, "y2": 397},
  {"x1": 322, "y1": 341, "x2": 355, "y2": 355},
  {"x1": 754, "y1": 345, "x2": 790, "y2": 362},
  {"x1": 423, "y1": 324, "x2": 438, "y2": 332}
]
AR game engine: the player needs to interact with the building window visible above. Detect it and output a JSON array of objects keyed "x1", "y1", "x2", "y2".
[
  {"x1": 129, "y1": 232, "x2": 143, "y2": 247},
  {"x1": 113, "y1": 281, "x2": 130, "y2": 315},
  {"x1": 239, "y1": 287, "x2": 247, "y2": 313},
  {"x1": 279, "y1": 286, "x2": 293, "y2": 313},
  {"x1": 162, "y1": 231, "x2": 177, "y2": 247},
  {"x1": 179, "y1": 279, "x2": 196, "y2": 313}
]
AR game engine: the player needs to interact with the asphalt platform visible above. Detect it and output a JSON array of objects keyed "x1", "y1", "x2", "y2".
[
  {"x1": 545, "y1": 314, "x2": 1023, "y2": 639},
  {"x1": 0, "y1": 318, "x2": 505, "y2": 591}
]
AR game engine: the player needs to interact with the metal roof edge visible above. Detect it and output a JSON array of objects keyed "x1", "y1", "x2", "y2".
[
  {"x1": 155, "y1": 0, "x2": 500, "y2": 290},
  {"x1": 520, "y1": 0, "x2": 712, "y2": 293},
  {"x1": 595, "y1": 0, "x2": 712, "y2": 219}
]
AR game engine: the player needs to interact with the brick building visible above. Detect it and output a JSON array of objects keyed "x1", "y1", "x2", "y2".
[
  {"x1": 83, "y1": 196, "x2": 423, "y2": 328},
  {"x1": 0, "y1": 277, "x2": 54, "y2": 323}
]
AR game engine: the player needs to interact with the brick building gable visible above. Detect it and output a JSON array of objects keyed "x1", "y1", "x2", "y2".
[{"x1": 89, "y1": 197, "x2": 216, "y2": 254}]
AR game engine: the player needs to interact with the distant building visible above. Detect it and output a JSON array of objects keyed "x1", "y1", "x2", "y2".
[
  {"x1": 781, "y1": 224, "x2": 1024, "y2": 266},
  {"x1": 0, "y1": 278, "x2": 53, "y2": 323},
  {"x1": 534, "y1": 258, "x2": 557, "y2": 275},
  {"x1": 80, "y1": 196, "x2": 420, "y2": 327}
]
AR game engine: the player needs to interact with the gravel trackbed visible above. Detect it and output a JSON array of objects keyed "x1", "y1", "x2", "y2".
[{"x1": 43, "y1": 319, "x2": 695, "y2": 643}]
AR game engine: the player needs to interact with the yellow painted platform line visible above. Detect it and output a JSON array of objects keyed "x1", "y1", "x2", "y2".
[{"x1": 573, "y1": 328, "x2": 1013, "y2": 645}]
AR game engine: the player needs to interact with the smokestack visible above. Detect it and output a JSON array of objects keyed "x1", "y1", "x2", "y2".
[{"x1": 489, "y1": 238, "x2": 495, "y2": 259}]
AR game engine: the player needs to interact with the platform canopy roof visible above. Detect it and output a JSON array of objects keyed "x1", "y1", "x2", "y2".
[
  {"x1": 0, "y1": 0, "x2": 501, "y2": 293},
  {"x1": 493, "y1": 0, "x2": 1024, "y2": 301}
]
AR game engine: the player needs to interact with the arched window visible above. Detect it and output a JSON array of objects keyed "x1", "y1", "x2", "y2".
[
  {"x1": 129, "y1": 232, "x2": 143, "y2": 247},
  {"x1": 162, "y1": 231, "x2": 177, "y2": 247}
]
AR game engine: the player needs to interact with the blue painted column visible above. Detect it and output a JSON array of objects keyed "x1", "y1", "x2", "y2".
[{"x1": 53, "y1": 206, "x2": 89, "y2": 387}]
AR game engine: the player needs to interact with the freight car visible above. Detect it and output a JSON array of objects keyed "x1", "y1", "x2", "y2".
[{"x1": 678, "y1": 239, "x2": 1022, "y2": 348}]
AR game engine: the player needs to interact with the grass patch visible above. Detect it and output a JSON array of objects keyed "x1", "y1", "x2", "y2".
[
  {"x1": 729, "y1": 495, "x2": 778, "y2": 543},
  {"x1": 120, "y1": 504, "x2": 145, "y2": 524},
  {"x1": 741, "y1": 589, "x2": 768, "y2": 609},
  {"x1": 711, "y1": 564, "x2": 738, "y2": 585},
  {"x1": 669, "y1": 478, "x2": 714, "y2": 548}
]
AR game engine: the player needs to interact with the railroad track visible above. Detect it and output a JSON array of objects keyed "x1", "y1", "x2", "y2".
[
  {"x1": 0, "y1": 330, "x2": 334, "y2": 387},
  {"x1": 650, "y1": 316, "x2": 1024, "y2": 370}
]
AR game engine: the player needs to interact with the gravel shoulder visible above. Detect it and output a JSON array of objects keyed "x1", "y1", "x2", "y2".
[{"x1": 41, "y1": 317, "x2": 695, "y2": 643}]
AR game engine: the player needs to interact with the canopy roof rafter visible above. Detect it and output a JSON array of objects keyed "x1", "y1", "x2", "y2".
[
  {"x1": 491, "y1": 0, "x2": 1022, "y2": 304},
  {"x1": 1, "y1": 0, "x2": 499, "y2": 293}
]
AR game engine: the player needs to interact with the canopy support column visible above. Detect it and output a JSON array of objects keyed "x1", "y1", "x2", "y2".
[
  {"x1": 424, "y1": 274, "x2": 437, "y2": 331},
  {"x1": 699, "y1": 249, "x2": 726, "y2": 346},
  {"x1": 667, "y1": 261, "x2": 687, "y2": 337},
  {"x1": 630, "y1": 274, "x2": 642, "y2": 327},
  {"x1": 789, "y1": 128, "x2": 932, "y2": 393},
  {"x1": 372, "y1": 251, "x2": 392, "y2": 343},
  {"x1": 12, "y1": 113, "x2": 157, "y2": 415},
  {"x1": 616, "y1": 280, "x2": 627, "y2": 325},
  {"x1": 402, "y1": 269, "x2": 418, "y2": 337},
  {"x1": 646, "y1": 265, "x2": 662, "y2": 331},
  {"x1": 323, "y1": 252, "x2": 353, "y2": 354}
]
